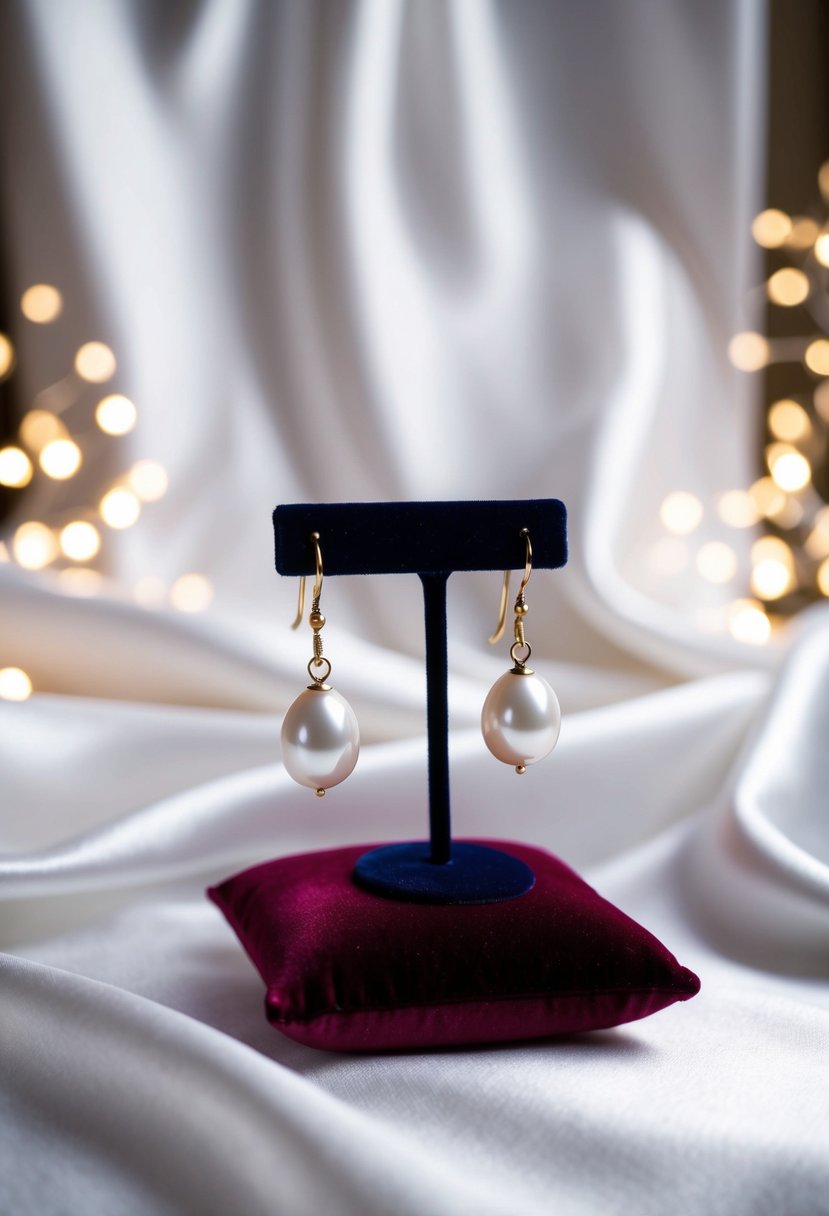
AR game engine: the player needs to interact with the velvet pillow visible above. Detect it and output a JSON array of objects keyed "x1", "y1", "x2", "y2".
[{"x1": 208, "y1": 840, "x2": 700, "y2": 1052}]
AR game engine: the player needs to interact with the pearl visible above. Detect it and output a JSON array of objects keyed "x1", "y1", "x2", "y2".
[
  {"x1": 481, "y1": 669, "x2": 561, "y2": 769},
  {"x1": 281, "y1": 686, "x2": 360, "y2": 792}
]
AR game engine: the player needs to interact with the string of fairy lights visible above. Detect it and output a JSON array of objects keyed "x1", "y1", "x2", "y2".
[
  {"x1": 658, "y1": 159, "x2": 829, "y2": 647},
  {"x1": 0, "y1": 283, "x2": 213, "y2": 701}
]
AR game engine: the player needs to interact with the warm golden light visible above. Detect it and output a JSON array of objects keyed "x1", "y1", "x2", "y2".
[
  {"x1": 767, "y1": 267, "x2": 809, "y2": 307},
  {"x1": 817, "y1": 558, "x2": 829, "y2": 598},
  {"x1": 769, "y1": 449, "x2": 811, "y2": 493},
  {"x1": 786, "y1": 216, "x2": 819, "y2": 250},
  {"x1": 750, "y1": 209, "x2": 791, "y2": 249},
  {"x1": 19, "y1": 409, "x2": 66, "y2": 452},
  {"x1": 728, "y1": 332, "x2": 769, "y2": 372},
  {"x1": 59, "y1": 568, "x2": 103, "y2": 597},
  {"x1": 128, "y1": 459, "x2": 168, "y2": 502},
  {"x1": 814, "y1": 233, "x2": 829, "y2": 268},
  {"x1": 696, "y1": 542, "x2": 737, "y2": 585},
  {"x1": 815, "y1": 381, "x2": 829, "y2": 423},
  {"x1": 751, "y1": 559, "x2": 793, "y2": 600},
  {"x1": 749, "y1": 476, "x2": 786, "y2": 518},
  {"x1": 100, "y1": 487, "x2": 141, "y2": 529},
  {"x1": 820, "y1": 161, "x2": 829, "y2": 202},
  {"x1": 717, "y1": 490, "x2": 759, "y2": 528},
  {"x1": 13, "y1": 521, "x2": 57, "y2": 570},
  {"x1": 39, "y1": 438, "x2": 82, "y2": 480},
  {"x1": 0, "y1": 667, "x2": 33, "y2": 701},
  {"x1": 20, "y1": 283, "x2": 63, "y2": 323},
  {"x1": 805, "y1": 507, "x2": 829, "y2": 560},
  {"x1": 768, "y1": 399, "x2": 811, "y2": 442},
  {"x1": 133, "y1": 576, "x2": 167, "y2": 608},
  {"x1": 805, "y1": 338, "x2": 829, "y2": 376},
  {"x1": 728, "y1": 599, "x2": 771, "y2": 645},
  {"x1": 751, "y1": 535, "x2": 793, "y2": 566},
  {"x1": 95, "y1": 393, "x2": 136, "y2": 436},
  {"x1": 659, "y1": 491, "x2": 703, "y2": 535},
  {"x1": 0, "y1": 541, "x2": 8, "y2": 562},
  {"x1": 171, "y1": 573, "x2": 213, "y2": 613},
  {"x1": 0, "y1": 446, "x2": 33, "y2": 488},
  {"x1": 59, "y1": 521, "x2": 101, "y2": 562},
  {"x1": 0, "y1": 333, "x2": 14, "y2": 379},
  {"x1": 74, "y1": 341, "x2": 116, "y2": 383}
]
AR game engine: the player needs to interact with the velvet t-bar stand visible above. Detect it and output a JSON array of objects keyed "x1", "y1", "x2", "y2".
[{"x1": 273, "y1": 499, "x2": 568, "y2": 905}]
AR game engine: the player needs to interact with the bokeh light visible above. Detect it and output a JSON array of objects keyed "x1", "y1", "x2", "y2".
[
  {"x1": 768, "y1": 399, "x2": 811, "y2": 442},
  {"x1": 728, "y1": 332, "x2": 769, "y2": 372},
  {"x1": 717, "y1": 490, "x2": 759, "y2": 528},
  {"x1": 95, "y1": 394, "x2": 137, "y2": 436},
  {"x1": 171, "y1": 573, "x2": 213, "y2": 613},
  {"x1": 817, "y1": 558, "x2": 829, "y2": 598},
  {"x1": 786, "y1": 216, "x2": 819, "y2": 250},
  {"x1": 39, "y1": 438, "x2": 82, "y2": 480},
  {"x1": 0, "y1": 333, "x2": 14, "y2": 379},
  {"x1": 20, "y1": 284, "x2": 63, "y2": 323},
  {"x1": 128, "y1": 459, "x2": 168, "y2": 502},
  {"x1": 0, "y1": 667, "x2": 33, "y2": 701},
  {"x1": 13, "y1": 521, "x2": 57, "y2": 570},
  {"x1": 805, "y1": 507, "x2": 829, "y2": 560},
  {"x1": 0, "y1": 446, "x2": 34, "y2": 488},
  {"x1": 768, "y1": 448, "x2": 811, "y2": 493},
  {"x1": 750, "y1": 209, "x2": 791, "y2": 248},
  {"x1": 100, "y1": 488, "x2": 141, "y2": 529},
  {"x1": 767, "y1": 267, "x2": 809, "y2": 307},
  {"x1": 749, "y1": 476, "x2": 785, "y2": 518},
  {"x1": 59, "y1": 521, "x2": 101, "y2": 562},
  {"x1": 19, "y1": 410, "x2": 67, "y2": 452},
  {"x1": 804, "y1": 338, "x2": 829, "y2": 376},
  {"x1": 728, "y1": 599, "x2": 772, "y2": 645},
  {"x1": 660, "y1": 491, "x2": 703, "y2": 535},
  {"x1": 74, "y1": 341, "x2": 116, "y2": 383},
  {"x1": 814, "y1": 233, "x2": 829, "y2": 267}
]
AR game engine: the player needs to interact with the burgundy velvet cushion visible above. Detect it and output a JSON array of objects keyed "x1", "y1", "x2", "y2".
[{"x1": 208, "y1": 840, "x2": 700, "y2": 1052}]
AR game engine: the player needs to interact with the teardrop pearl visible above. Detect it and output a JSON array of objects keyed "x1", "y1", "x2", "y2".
[
  {"x1": 481, "y1": 669, "x2": 561, "y2": 769},
  {"x1": 281, "y1": 686, "x2": 360, "y2": 793}
]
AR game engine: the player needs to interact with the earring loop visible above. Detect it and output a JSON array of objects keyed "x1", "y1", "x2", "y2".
[
  {"x1": 281, "y1": 532, "x2": 360, "y2": 796},
  {"x1": 481, "y1": 528, "x2": 561, "y2": 774}
]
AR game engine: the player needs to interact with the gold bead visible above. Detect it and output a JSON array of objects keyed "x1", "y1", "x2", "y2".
[
  {"x1": 515, "y1": 601, "x2": 528, "y2": 616},
  {"x1": 309, "y1": 611, "x2": 326, "y2": 630},
  {"x1": 515, "y1": 764, "x2": 526, "y2": 775},
  {"x1": 316, "y1": 787, "x2": 326, "y2": 797}
]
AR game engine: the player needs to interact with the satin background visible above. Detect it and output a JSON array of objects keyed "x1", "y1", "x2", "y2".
[{"x1": 1, "y1": 2, "x2": 828, "y2": 1213}]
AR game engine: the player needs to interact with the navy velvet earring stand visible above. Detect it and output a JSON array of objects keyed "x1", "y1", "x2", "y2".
[{"x1": 273, "y1": 500, "x2": 568, "y2": 905}]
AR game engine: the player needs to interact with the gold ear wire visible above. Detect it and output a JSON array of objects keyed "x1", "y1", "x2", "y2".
[
  {"x1": 291, "y1": 577, "x2": 306, "y2": 630},
  {"x1": 290, "y1": 531, "x2": 324, "y2": 630},
  {"x1": 488, "y1": 529, "x2": 532, "y2": 644},
  {"x1": 488, "y1": 570, "x2": 511, "y2": 644}
]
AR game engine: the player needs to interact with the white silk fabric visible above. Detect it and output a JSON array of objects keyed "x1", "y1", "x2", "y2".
[{"x1": 2, "y1": 2, "x2": 829, "y2": 1214}]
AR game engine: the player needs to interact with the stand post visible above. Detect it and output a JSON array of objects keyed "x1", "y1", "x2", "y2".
[{"x1": 420, "y1": 573, "x2": 451, "y2": 865}]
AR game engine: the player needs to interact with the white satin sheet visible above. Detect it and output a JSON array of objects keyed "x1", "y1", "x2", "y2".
[{"x1": 1, "y1": 2, "x2": 828, "y2": 1214}]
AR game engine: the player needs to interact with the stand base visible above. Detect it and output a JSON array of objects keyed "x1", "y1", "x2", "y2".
[{"x1": 352, "y1": 841, "x2": 536, "y2": 905}]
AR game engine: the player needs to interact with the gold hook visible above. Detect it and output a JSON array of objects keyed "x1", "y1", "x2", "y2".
[
  {"x1": 488, "y1": 529, "x2": 532, "y2": 644},
  {"x1": 290, "y1": 532, "x2": 324, "y2": 630},
  {"x1": 487, "y1": 570, "x2": 511, "y2": 644}
]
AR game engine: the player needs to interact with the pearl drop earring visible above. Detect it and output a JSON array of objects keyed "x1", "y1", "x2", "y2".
[
  {"x1": 281, "y1": 532, "x2": 360, "y2": 796},
  {"x1": 481, "y1": 528, "x2": 561, "y2": 774}
]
